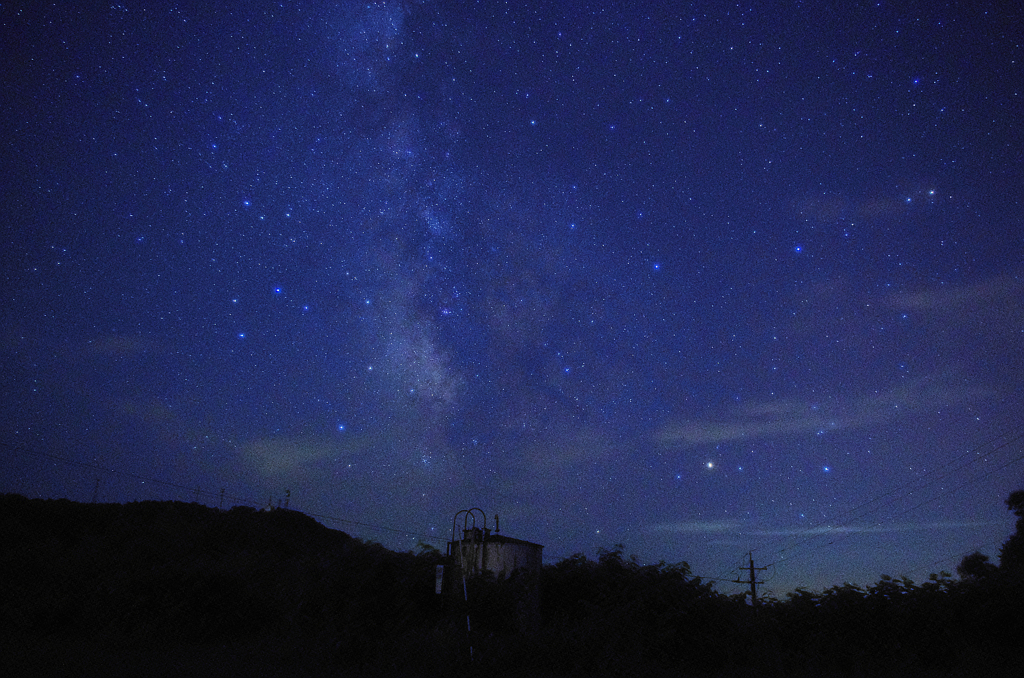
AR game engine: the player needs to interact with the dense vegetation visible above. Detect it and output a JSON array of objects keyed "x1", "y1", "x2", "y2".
[{"x1": 2, "y1": 492, "x2": 1023, "y2": 676}]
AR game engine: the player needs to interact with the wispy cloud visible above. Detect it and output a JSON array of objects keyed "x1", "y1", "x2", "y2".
[
  {"x1": 244, "y1": 434, "x2": 377, "y2": 477},
  {"x1": 647, "y1": 519, "x2": 746, "y2": 534},
  {"x1": 657, "y1": 273, "x2": 1020, "y2": 450},
  {"x1": 656, "y1": 370, "x2": 989, "y2": 449},
  {"x1": 647, "y1": 519, "x2": 1000, "y2": 536},
  {"x1": 889, "y1": 272, "x2": 1023, "y2": 315},
  {"x1": 656, "y1": 398, "x2": 831, "y2": 447},
  {"x1": 747, "y1": 520, "x2": 1000, "y2": 537},
  {"x1": 521, "y1": 425, "x2": 620, "y2": 472}
]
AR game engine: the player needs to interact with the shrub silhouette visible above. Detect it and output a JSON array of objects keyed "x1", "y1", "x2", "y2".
[{"x1": 3, "y1": 492, "x2": 1024, "y2": 676}]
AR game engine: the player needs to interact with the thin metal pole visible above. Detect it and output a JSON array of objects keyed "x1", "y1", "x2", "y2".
[{"x1": 450, "y1": 508, "x2": 487, "y2": 661}]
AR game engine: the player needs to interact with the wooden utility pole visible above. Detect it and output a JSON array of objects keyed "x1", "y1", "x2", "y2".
[{"x1": 733, "y1": 552, "x2": 768, "y2": 605}]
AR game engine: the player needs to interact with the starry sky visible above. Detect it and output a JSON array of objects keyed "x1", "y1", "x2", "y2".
[{"x1": 3, "y1": 0, "x2": 1023, "y2": 594}]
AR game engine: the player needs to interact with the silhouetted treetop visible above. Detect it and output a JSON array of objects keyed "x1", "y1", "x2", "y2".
[
  {"x1": 957, "y1": 551, "x2": 997, "y2": 580},
  {"x1": 1006, "y1": 490, "x2": 1024, "y2": 518},
  {"x1": 1000, "y1": 489, "x2": 1024, "y2": 574}
]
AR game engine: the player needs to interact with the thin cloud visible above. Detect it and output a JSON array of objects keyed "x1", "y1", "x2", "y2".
[
  {"x1": 656, "y1": 398, "x2": 831, "y2": 447},
  {"x1": 244, "y1": 434, "x2": 377, "y2": 476},
  {"x1": 749, "y1": 520, "x2": 1001, "y2": 537},
  {"x1": 657, "y1": 274, "x2": 1019, "y2": 450},
  {"x1": 521, "y1": 425, "x2": 620, "y2": 472},
  {"x1": 647, "y1": 520, "x2": 746, "y2": 534},
  {"x1": 656, "y1": 370, "x2": 988, "y2": 449},
  {"x1": 647, "y1": 519, "x2": 999, "y2": 537},
  {"x1": 890, "y1": 272, "x2": 1023, "y2": 314}
]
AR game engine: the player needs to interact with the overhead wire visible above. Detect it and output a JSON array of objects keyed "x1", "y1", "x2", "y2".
[
  {"x1": 6, "y1": 420, "x2": 1023, "y2": 584},
  {"x1": 810, "y1": 445, "x2": 1024, "y2": 556},
  {"x1": 755, "y1": 425, "x2": 1024, "y2": 561},
  {"x1": 3, "y1": 441, "x2": 445, "y2": 546},
  {"x1": 3, "y1": 442, "x2": 261, "y2": 507},
  {"x1": 708, "y1": 422, "x2": 1024, "y2": 587},
  {"x1": 901, "y1": 538, "x2": 1006, "y2": 583}
]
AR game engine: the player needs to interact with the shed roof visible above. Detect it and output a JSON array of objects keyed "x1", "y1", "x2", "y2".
[{"x1": 450, "y1": 533, "x2": 543, "y2": 548}]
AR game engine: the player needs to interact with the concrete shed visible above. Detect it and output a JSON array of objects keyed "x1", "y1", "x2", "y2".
[
  {"x1": 445, "y1": 524, "x2": 544, "y2": 632},
  {"x1": 449, "y1": 527, "x2": 543, "y2": 580}
]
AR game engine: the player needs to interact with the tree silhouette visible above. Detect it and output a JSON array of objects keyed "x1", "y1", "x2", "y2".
[
  {"x1": 957, "y1": 551, "x2": 997, "y2": 580},
  {"x1": 999, "y1": 489, "x2": 1024, "y2": 574}
]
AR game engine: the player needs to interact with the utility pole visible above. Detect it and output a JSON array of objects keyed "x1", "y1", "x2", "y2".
[{"x1": 733, "y1": 552, "x2": 768, "y2": 606}]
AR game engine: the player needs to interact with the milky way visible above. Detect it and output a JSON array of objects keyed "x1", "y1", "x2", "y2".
[{"x1": 3, "y1": 0, "x2": 1022, "y2": 594}]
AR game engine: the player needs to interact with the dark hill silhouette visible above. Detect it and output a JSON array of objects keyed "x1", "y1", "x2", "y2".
[
  {"x1": 1, "y1": 494, "x2": 353, "y2": 557},
  {"x1": 0, "y1": 494, "x2": 448, "y2": 676}
]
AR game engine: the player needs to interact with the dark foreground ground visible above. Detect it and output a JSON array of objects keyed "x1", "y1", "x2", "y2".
[
  {"x1": 4, "y1": 632, "x2": 1022, "y2": 678},
  {"x1": 3, "y1": 494, "x2": 1023, "y2": 677}
]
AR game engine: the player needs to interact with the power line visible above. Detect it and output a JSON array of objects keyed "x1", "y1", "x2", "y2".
[
  {"x1": 3, "y1": 442, "x2": 444, "y2": 546},
  {"x1": 754, "y1": 426, "x2": 1024, "y2": 563},
  {"x1": 3, "y1": 442, "x2": 260, "y2": 506},
  {"x1": 302, "y1": 508, "x2": 446, "y2": 545},
  {"x1": 708, "y1": 422, "x2": 1024, "y2": 587},
  {"x1": 901, "y1": 538, "x2": 1006, "y2": 583},
  {"x1": 810, "y1": 447, "x2": 1024, "y2": 556}
]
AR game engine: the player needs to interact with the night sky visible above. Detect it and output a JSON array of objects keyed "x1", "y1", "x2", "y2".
[{"x1": 3, "y1": 0, "x2": 1023, "y2": 595}]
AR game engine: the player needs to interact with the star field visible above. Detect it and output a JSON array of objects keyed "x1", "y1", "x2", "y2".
[{"x1": 2, "y1": 0, "x2": 1023, "y2": 593}]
